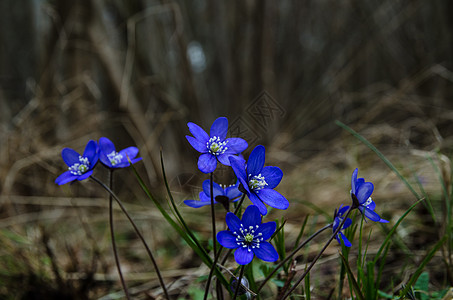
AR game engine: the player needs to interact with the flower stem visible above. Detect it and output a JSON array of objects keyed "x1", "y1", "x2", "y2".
[
  {"x1": 203, "y1": 172, "x2": 218, "y2": 300},
  {"x1": 233, "y1": 265, "x2": 245, "y2": 300},
  {"x1": 233, "y1": 194, "x2": 246, "y2": 216},
  {"x1": 280, "y1": 206, "x2": 354, "y2": 299},
  {"x1": 255, "y1": 223, "x2": 332, "y2": 295},
  {"x1": 210, "y1": 172, "x2": 218, "y2": 256},
  {"x1": 203, "y1": 245, "x2": 224, "y2": 300},
  {"x1": 108, "y1": 170, "x2": 131, "y2": 300},
  {"x1": 90, "y1": 176, "x2": 170, "y2": 299}
]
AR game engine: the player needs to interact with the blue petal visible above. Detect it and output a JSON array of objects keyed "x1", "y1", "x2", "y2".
[
  {"x1": 365, "y1": 198, "x2": 376, "y2": 210},
  {"x1": 234, "y1": 247, "x2": 254, "y2": 265},
  {"x1": 217, "y1": 231, "x2": 239, "y2": 249},
  {"x1": 224, "y1": 138, "x2": 248, "y2": 154},
  {"x1": 229, "y1": 156, "x2": 250, "y2": 193},
  {"x1": 99, "y1": 152, "x2": 112, "y2": 167},
  {"x1": 241, "y1": 205, "x2": 261, "y2": 228},
  {"x1": 62, "y1": 148, "x2": 80, "y2": 166},
  {"x1": 186, "y1": 135, "x2": 207, "y2": 153},
  {"x1": 129, "y1": 157, "x2": 142, "y2": 165},
  {"x1": 256, "y1": 189, "x2": 289, "y2": 210},
  {"x1": 120, "y1": 146, "x2": 139, "y2": 160},
  {"x1": 199, "y1": 191, "x2": 212, "y2": 203},
  {"x1": 99, "y1": 137, "x2": 115, "y2": 156},
  {"x1": 351, "y1": 168, "x2": 358, "y2": 193},
  {"x1": 225, "y1": 212, "x2": 242, "y2": 232},
  {"x1": 247, "y1": 145, "x2": 265, "y2": 176},
  {"x1": 339, "y1": 232, "x2": 352, "y2": 247},
  {"x1": 217, "y1": 153, "x2": 234, "y2": 166},
  {"x1": 379, "y1": 218, "x2": 389, "y2": 223},
  {"x1": 248, "y1": 193, "x2": 268, "y2": 215},
  {"x1": 210, "y1": 117, "x2": 228, "y2": 140},
  {"x1": 110, "y1": 147, "x2": 140, "y2": 168},
  {"x1": 188, "y1": 122, "x2": 209, "y2": 143},
  {"x1": 198, "y1": 153, "x2": 217, "y2": 173},
  {"x1": 255, "y1": 221, "x2": 276, "y2": 240},
  {"x1": 253, "y1": 241, "x2": 278, "y2": 262},
  {"x1": 261, "y1": 166, "x2": 283, "y2": 189},
  {"x1": 184, "y1": 199, "x2": 212, "y2": 208},
  {"x1": 356, "y1": 182, "x2": 374, "y2": 204},
  {"x1": 202, "y1": 180, "x2": 224, "y2": 198},
  {"x1": 338, "y1": 205, "x2": 350, "y2": 216},
  {"x1": 355, "y1": 178, "x2": 365, "y2": 193},
  {"x1": 55, "y1": 171, "x2": 78, "y2": 185},
  {"x1": 343, "y1": 218, "x2": 352, "y2": 229},
  {"x1": 77, "y1": 170, "x2": 93, "y2": 181},
  {"x1": 360, "y1": 206, "x2": 381, "y2": 222},
  {"x1": 225, "y1": 184, "x2": 242, "y2": 200},
  {"x1": 83, "y1": 140, "x2": 99, "y2": 163}
]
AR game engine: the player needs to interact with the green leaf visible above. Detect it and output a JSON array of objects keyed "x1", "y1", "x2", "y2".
[
  {"x1": 398, "y1": 236, "x2": 447, "y2": 298},
  {"x1": 339, "y1": 252, "x2": 365, "y2": 300},
  {"x1": 414, "y1": 272, "x2": 429, "y2": 300}
]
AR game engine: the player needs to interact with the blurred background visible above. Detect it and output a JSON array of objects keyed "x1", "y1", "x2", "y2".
[{"x1": 1, "y1": 0, "x2": 453, "y2": 298}]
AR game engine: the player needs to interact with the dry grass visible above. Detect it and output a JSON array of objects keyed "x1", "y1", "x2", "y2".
[{"x1": 1, "y1": 0, "x2": 453, "y2": 298}]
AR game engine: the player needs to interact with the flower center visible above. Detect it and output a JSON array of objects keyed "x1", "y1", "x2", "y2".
[
  {"x1": 364, "y1": 197, "x2": 373, "y2": 208},
  {"x1": 107, "y1": 151, "x2": 123, "y2": 166},
  {"x1": 233, "y1": 224, "x2": 263, "y2": 252},
  {"x1": 69, "y1": 156, "x2": 90, "y2": 176},
  {"x1": 248, "y1": 174, "x2": 268, "y2": 191},
  {"x1": 207, "y1": 136, "x2": 228, "y2": 155},
  {"x1": 244, "y1": 233, "x2": 254, "y2": 243}
]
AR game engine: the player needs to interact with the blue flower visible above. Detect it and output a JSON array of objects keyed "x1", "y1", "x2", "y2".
[
  {"x1": 184, "y1": 179, "x2": 241, "y2": 209},
  {"x1": 333, "y1": 205, "x2": 352, "y2": 247},
  {"x1": 351, "y1": 168, "x2": 388, "y2": 223},
  {"x1": 55, "y1": 140, "x2": 99, "y2": 185},
  {"x1": 229, "y1": 145, "x2": 289, "y2": 215},
  {"x1": 99, "y1": 137, "x2": 142, "y2": 168},
  {"x1": 217, "y1": 205, "x2": 279, "y2": 265},
  {"x1": 186, "y1": 117, "x2": 248, "y2": 173}
]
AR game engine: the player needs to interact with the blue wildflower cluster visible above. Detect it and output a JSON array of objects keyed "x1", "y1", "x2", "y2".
[
  {"x1": 54, "y1": 117, "x2": 390, "y2": 299},
  {"x1": 55, "y1": 137, "x2": 141, "y2": 185},
  {"x1": 184, "y1": 117, "x2": 292, "y2": 265}
]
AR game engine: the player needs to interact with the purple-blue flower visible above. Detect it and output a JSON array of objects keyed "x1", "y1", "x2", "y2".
[
  {"x1": 333, "y1": 205, "x2": 352, "y2": 247},
  {"x1": 351, "y1": 168, "x2": 388, "y2": 223},
  {"x1": 217, "y1": 205, "x2": 278, "y2": 265},
  {"x1": 184, "y1": 179, "x2": 242, "y2": 209},
  {"x1": 99, "y1": 137, "x2": 142, "y2": 169},
  {"x1": 55, "y1": 140, "x2": 99, "y2": 185},
  {"x1": 186, "y1": 117, "x2": 248, "y2": 173},
  {"x1": 229, "y1": 145, "x2": 289, "y2": 215}
]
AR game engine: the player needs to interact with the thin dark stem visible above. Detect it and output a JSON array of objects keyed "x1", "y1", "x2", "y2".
[
  {"x1": 280, "y1": 206, "x2": 354, "y2": 299},
  {"x1": 204, "y1": 245, "x2": 225, "y2": 300},
  {"x1": 210, "y1": 172, "x2": 217, "y2": 255},
  {"x1": 204, "y1": 173, "x2": 218, "y2": 300},
  {"x1": 204, "y1": 193, "x2": 246, "y2": 299},
  {"x1": 108, "y1": 170, "x2": 131, "y2": 300},
  {"x1": 233, "y1": 265, "x2": 246, "y2": 300},
  {"x1": 233, "y1": 194, "x2": 246, "y2": 216},
  {"x1": 90, "y1": 176, "x2": 170, "y2": 299},
  {"x1": 255, "y1": 223, "x2": 332, "y2": 295}
]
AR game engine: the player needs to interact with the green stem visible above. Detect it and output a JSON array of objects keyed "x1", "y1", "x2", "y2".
[
  {"x1": 90, "y1": 176, "x2": 170, "y2": 299},
  {"x1": 108, "y1": 170, "x2": 131, "y2": 300},
  {"x1": 280, "y1": 206, "x2": 354, "y2": 299}
]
